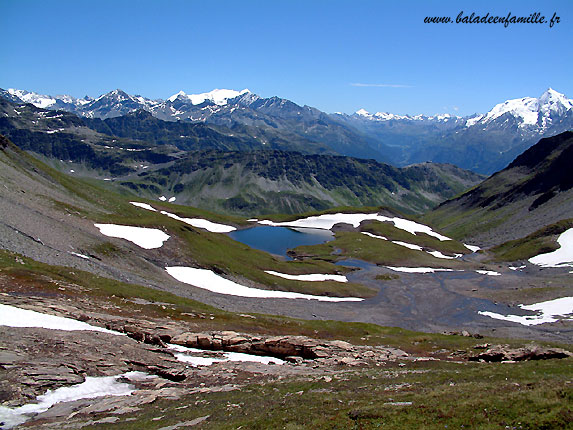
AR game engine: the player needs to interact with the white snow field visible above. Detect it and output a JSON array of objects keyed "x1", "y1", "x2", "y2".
[
  {"x1": 128, "y1": 202, "x2": 236, "y2": 233},
  {"x1": 258, "y1": 213, "x2": 452, "y2": 241},
  {"x1": 160, "y1": 211, "x2": 236, "y2": 233},
  {"x1": 464, "y1": 244, "x2": 481, "y2": 253},
  {"x1": 475, "y1": 270, "x2": 501, "y2": 276},
  {"x1": 529, "y1": 228, "x2": 573, "y2": 268},
  {"x1": 264, "y1": 270, "x2": 348, "y2": 283},
  {"x1": 361, "y1": 232, "x2": 459, "y2": 259},
  {"x1": 0, "y1": 372, "x2": 151, "y2": 429},
  {"x1": 94, "y1": 224, "x2": 170, "y2": 249},
  {"x1": 0, "y1": 303, "x2": 120, "y2": 335},
  {"x1": 129, "y1": 201, "x2": 157, "y2": 211},
  {"x1": 385, "y1": 267, "x2": 455, "y2": 274},
  {"x1": 165, "y1": 267, "x2": 363, "y2": 302},
  {"x1": 478, "y1": 297, "x2": 573, "y2": 326}
]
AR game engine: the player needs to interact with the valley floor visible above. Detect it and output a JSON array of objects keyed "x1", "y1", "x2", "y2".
[{"x1": 0, "y1": 264, "x2": 571, "y2": 429}]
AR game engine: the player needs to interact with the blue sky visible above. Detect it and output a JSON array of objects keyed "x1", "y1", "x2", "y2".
[{"x1": 1, "y1": 0, "x2": 571, "y2": 116}]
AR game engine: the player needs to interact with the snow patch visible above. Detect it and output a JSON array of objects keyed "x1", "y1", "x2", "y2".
[
  {"x1": 475, "y1": 270, "x2": 501, "y2": 276},
  {"x1": 168, "y1": 344, "x2": 284, "y2": 366},
  {"x1": 165, "y1": 267, "x2": 363, "y2": 302},
  {"x1": 130, "y1": 202, "x2": 157, "y2": 212},
  {"x1": 259, "y1": 213, "x2": 451, "y2": 241},
  {"x1": 426, "y1": 250, "x2": 457, "y2": 260},
  {"x1": 361, "y1": 232, "x2": 457, "y2": 259},
  {"x1": 392, "y1": 241, "x2": 423, "y2": 251},
  {"x1": 94, "y1": 224, "x2": 170, "y2": 249},
  {"x1": 478, "y1": 297, "x2": 573, "y2": 326},
  {"x1": 385, "y1": 267, "x2": 454, "y2": 274},
  {"x1": 0, "y1": 304, "x2": 119, "y2": 335},
  {"x1": 529, "y1": 228, "x2": 573, "y2": 268},
  {"x1": 160, "y1": 211, "x2": 236, "y2": 233},
  {"x1": 464, "y1": 244, "x2": 481, "y2": 253},
  {"x1": 264, "y1": 270, "x2": 348, "y2": 283},
  {"x1": 361, "y1": 232, "x2": 388, "y2": 240},
  {"x1": 0, "y1": 372, "x2": 149, "y2": 429}
]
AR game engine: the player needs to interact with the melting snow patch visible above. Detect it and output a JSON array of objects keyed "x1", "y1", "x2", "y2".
[
  {"x1": 130, "y1": 202, "x2": 157, "y2": 212},
  {"x1": 362, "y1": 232, "x2": 388, "y2": 240},
  {"x1": 168, "y1": 344, "x2": 284, "y2": 366},
  {"x1": 362, "y1": 233, "x2": 458, "y2": 259},
  {"x1": 529, "y1": 228, "x2": 573, "y2": 268},
  {"x1": 509, "y1": 265, "x2": 526, "y2": 271},
  {"x1": 476, "y1": 270, "x2": 501, "y2": 276},
  {"x1": 165, "y1": 267, "x2": 363, "y2": 302},
  {"x1": 385, "y1": 267, "x2": 454, "y2": 274},
  {"x1": 0, "y1": 372, "x2": 149, "y2": 429},
  {"x1": 0, "y1": 303, "x2": 120, "y2": 334},
  {"x1": 392, "y1": 241, "x2": 423, "y2": 251},
  {"x1": 94, "y1": 224, "x2": 170, "y2": 249},
  {"x1": 259, "y1": 213, "x2": 452, "y2": 241},
  {"x1": 478, "y1": 297, "x2": 573, "y2": 326},
  {"x1": 160, "y1": 211, "x2": 236, "y2": 233},
  {"x1": 70, "y1": 251, "x2": 90, "y2": 260},
  {"x1": 265, "y1": 270, "x2": 348, "y2": 283},
  {"x1": 427, "y1": 250, "x2": 457, "y2": 260},
  {"x1": 464, "y1": 244, "x2": 481, "y2": 253}
]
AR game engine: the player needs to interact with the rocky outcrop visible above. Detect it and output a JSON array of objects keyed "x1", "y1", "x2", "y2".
[
  {"x1": 105, "y1": 322, "x2": 170, "y2": 347},
  {"x1": 170, "y1": 331, "x2": 408, "y2": 365},
  {"x1": 469, "y1": 344, "x2": 572, "y2": 362}
]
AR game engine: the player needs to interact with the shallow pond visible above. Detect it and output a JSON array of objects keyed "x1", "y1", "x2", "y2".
[{"x1": 228, "y1": 226, "x2": 334, "y2": 259}]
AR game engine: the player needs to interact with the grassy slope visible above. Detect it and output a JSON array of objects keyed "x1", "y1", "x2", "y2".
[
  {"x1": 88, "y1": 360, "x2": 573, "y2": 430},
  {"x1": 291, "y1": 232, "x2": 467, "y2": 269},
  {"x1": 490, "y1": 219, "x2": 573, "y2": 262},
  {"x1": 2, "y1": 141, "x2": 378, "y2": 298}
]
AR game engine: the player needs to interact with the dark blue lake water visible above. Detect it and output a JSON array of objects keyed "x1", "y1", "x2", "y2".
[{"x1": 228, "y1": 226, "x2": 334, "y2": 259}]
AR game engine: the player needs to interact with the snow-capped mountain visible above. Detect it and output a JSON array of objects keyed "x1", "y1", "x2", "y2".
[
  {"x1": 351, "y1": 88, "x2": 572, "y2": 132},
  {"x1": 465, "y1": 88, "x2": 573, "y2": 131},
  {"x1": 2, "y1": 86, "x2": 572, "y2": 174},
  {"x1": 6, "y1": 88, "x2": 93, "y2": 110},
  {"x1": 80, "y1": 89, "x2": 160, "y2": 119},
  {"x1": 353, "y1": 108, "x2": 461, "y2": 123},
  {"x1": 166, "y1": 88, "x2": 250, "y2": 105},
  {"x1": 335, "y1": 88, "x2": 573, "y2": 173}
]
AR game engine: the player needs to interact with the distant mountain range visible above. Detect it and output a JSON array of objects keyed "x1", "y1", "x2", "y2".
[
  {"x1": 2, "y1": 87, "x2": 572, "y2": 174},
  {"x1": 0, "y1": 96, "x2": 484, "y2": 216}
]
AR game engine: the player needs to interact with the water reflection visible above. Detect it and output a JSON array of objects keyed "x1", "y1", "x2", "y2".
[{"x1": 228, "y1": 226, "x2": 334, "y2": 259}]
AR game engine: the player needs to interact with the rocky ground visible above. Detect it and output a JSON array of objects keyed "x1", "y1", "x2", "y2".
[
  {"x1": 1, "y1": 277, "x2": 571, "y2": 429},
  {"x1": 0, "y1": 288, "x2": 408, "y2": 429}
]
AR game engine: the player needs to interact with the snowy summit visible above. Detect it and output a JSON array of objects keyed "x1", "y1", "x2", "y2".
[
  {"x1": 167, "y1": 88, "x2": 250, "y2": 105},
  {"x1": 467, "y1": 88, "x2": 573, "y2": 129}
]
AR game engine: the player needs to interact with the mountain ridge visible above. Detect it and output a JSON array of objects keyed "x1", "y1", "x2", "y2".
[
  {"x1": 3, "y1": 86, "x2": 573, "y2": 174},
  {"x1": 423, "y1": 131, "x2": 573, "y2": 246}
]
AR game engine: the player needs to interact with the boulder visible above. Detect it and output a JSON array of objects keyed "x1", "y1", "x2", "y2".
[{"x1": 469, "y1": 344, "x2": 572, "y2": 362}]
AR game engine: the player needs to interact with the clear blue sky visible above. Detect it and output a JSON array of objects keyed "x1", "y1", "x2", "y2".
[{"x1": 1, "y1": 0, "x2": 571, "y2": 116}]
